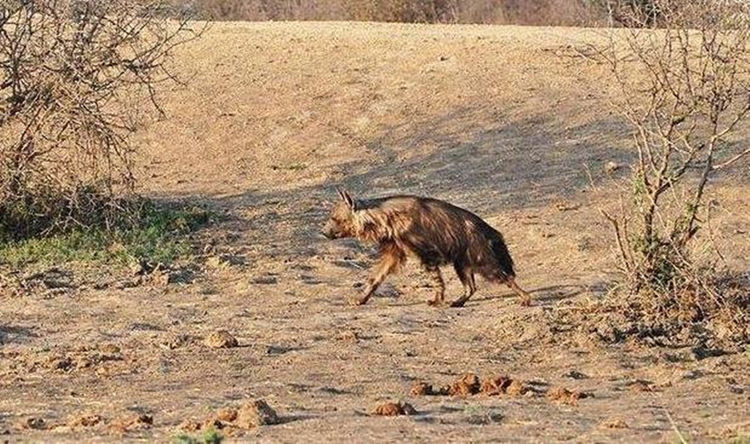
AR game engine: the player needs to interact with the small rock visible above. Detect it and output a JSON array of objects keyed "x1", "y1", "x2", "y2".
[
  {"x1": 203, "y1": 330, "x2": 238, "y2": 349},
  {"x1": 564, "y1": 370, "x2": 589, "y2": 380},
  {"x1": 480, "y1": 376, "x2": 512, "y2": 396},
  {"x1": 110, "y1": 414, "x2": 153, "y2": 432},
  {"x1": 19, "y1": 417, "x2": 46, "y2": 430},
  {"x1": 68, "y1": 414, "x2": 103, "y2": 428},
  {"x1": 100, "y1": 344, "x2": 121, "y2": 354},
  {"x1": 151, "y1": 270, "x2": 171, "y2": 287},
  {"x1": 601, "y1": 417, "x2": 629, "y2": 429},
  {"x1": 48, "y1": 355, "x2": 74, "y2": 371},
  {"x1": 336, "y1": 330, "x2": 360, "y2": 343},
  {"x1": 506, "y1": 380, "x2": 528, "y2": 397},
  {"x1": 555, "y1": 201, "x2": 580, "y2": 212},
  {"x1": 410, "y1": 382, "x2": 434, "y2": 396},
  {"x1": 465, "y1": 409, "x2": 503, "y2": 425},
  {"x1": 179, "y1": 419, "x2": 202, "y2": 431},
  {"x1": 203, "y1": 418, "x2": 224, "y2": 430},
  {"x1": 546, "y1": 386, "x2": 589, "y2": 406},
  {"x1": 216, "y1": 407, "x2": 238, "y2": 422},
  {"x1": 161, "y1": 334, "x2": 192, "y2": 350},
  {"x1": 234, "y1": 400, "x2": 279, "y2": 428},
  {"x1": 372, "y1": 401, "x2": 417, "y2": 416},
  {"x1": 450, "y1": 373, "x2": 481, "y2": 396},
  {"x1": 206, "y1": 255, "x2": 243, "y2": 270},
  {"x1": 252, "y1": 276, "x2": 278, "y2": 285},
  {"x1": 604, "y1": 161, "x2": 621, "y2": 174},
  {"x1": 628, "y1": 380, "x2": 655, "y2": 392}
]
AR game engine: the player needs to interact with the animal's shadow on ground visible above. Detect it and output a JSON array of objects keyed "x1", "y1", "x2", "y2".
[
  {"x1": 472, "y1": 283, "x2": 601, "y2": 305},
  {"x1": 0, "y1": 325, "x2": 37, "y2": 344},
  {"x1": 384, "y1": 283, "x2": 596, "y2": 308}
]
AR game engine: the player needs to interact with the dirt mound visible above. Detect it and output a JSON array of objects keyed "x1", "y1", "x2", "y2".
[
  {"x1": 372, "y1": 401, "x2": 417, "y2": 416},
  {"x1": 177, "y1": 400, "x2": 280, "y2": 433},
  {"x1": 480, "y1": 376, "x2": 512, "y2": 395},
  {"x1": 627, "y1": 380, "x2": 656, "y2": 392},
  {"x1": 68, "y1": 414, "x2": 104, "y2": 428},
  {"x1": 235, "y1": 400, "x2": 279, "y2": 428},
  {"x1": 546, "y1": 387, "x2": 590, "y2": 406},
  {"x1": 412, "y1": 374, "x2": 529, "y2": 398},
  {"x1": 506, "y1": 379, "x2": 529, "y2": 396},
  {"x1": 179, "y1": 419, "x2": 203, "y2": 432},
  {"x1": 449, "y1": 373, "x2": 481, "y2": 396},
  {"x1": 203, "y1": 330, "x2": 238, "y2": 348},
  {"x1": 216, "y1": 407, "x2": 238, "y2": 422},
  {"x1": 109, "y1": 414, "x2": 153, "y2": 433},
  {"x1": 410, "y1": 382, "x2": 435, "y2": 396}
]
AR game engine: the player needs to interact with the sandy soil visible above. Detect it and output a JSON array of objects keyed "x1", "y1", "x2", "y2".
[{"x1": 1, "y1": 22, "x2": 749, "y2": 443}]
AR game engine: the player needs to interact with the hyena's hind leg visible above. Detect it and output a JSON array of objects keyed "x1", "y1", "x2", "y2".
[
  {"x1": 351, "y1": 243, "x2": 405, "y2": 306},
  {"x1": 449, "y1": 263, "x2": 476, "y2": 308},
  {"x1": 423, "y1": 264, "x2": 445, "y2": 307}
]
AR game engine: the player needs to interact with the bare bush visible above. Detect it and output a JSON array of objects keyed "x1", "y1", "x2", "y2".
[
  {"x1": 0, "y1": 0, "x2": 201, "y2": 239},
  {"x1": 345, "y1": 0, "x2": 459, "y2": 23},
  {"x1": 594, "y1": 0, "x2": 750, "y2": 342},
  {"x1": 180, "y1": 0, "x2": 612, "y2": 26},
  {"x1": 182, "y1": 0, "x2": 346, "y2": 21}
]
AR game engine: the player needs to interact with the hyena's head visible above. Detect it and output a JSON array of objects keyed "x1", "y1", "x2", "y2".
[{"x1": 322, "y1": 188, "x2": 358, "y2": 240}]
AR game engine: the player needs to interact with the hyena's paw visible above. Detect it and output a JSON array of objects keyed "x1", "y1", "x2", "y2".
[
  {"x1": 426, "y1": 298, "x2": 444, "y2": 307},
  {"x1": 449, "y1": 299, "x2": 468, "y2": 308},
  {"x1": 348, "y1": 296, "x2": 368, "y2": 306},
  {"x1": 519, "y1": 298, "x2": 532, "y2": 307}
]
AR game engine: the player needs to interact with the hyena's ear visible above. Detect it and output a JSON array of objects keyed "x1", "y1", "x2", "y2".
[{"x1": 336, "y1": 187, "x2": 356, "y2": 210}]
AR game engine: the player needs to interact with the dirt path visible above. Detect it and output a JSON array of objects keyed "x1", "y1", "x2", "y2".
[{"x1": 1, "y1": 22, "x2": 748, "y2": 443}]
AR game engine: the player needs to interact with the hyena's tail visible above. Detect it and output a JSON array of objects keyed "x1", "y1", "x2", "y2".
[{"x1": 490, "y1": 235, "x2": 516, "y2": 281}]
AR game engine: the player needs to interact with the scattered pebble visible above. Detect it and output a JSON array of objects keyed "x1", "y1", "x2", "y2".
[
  {"x1": 604, "y1": 161, "x2": 621, "y2": 174},
  {"x1": 68, "y1": 414, "x2": 104, "y2": 428},
  {"x1": 480, "y1": 376, "x2": 512, "y2": 396},
  {"x1": 372, "y1": 401, "x2": 417, "y2": 416},
  {"x1": 601, "y1": 417, "x2": 629, "y2": 429},
  {"x1": 203, "y1": 330, "x2": 238, "y2": 349},
  {"x1": 628, "y1": 380, "x2": 655, "y2": 392},
  {"x1": 216, "y1": 407, "x2": 238, "y2": 422},
  {"x1": 18, "y1": 417, "x2": 46, "y2": 430},
  {"x1": 546, "y1": 386, "x2": 590, "y2": 406},
  {"x1": 109, "y1": 414, "x2": 153, "y2": 433},
  {"x1": 450, "y1": 373, "x2": 481, "y2": 396},
  {"x1": 234, "y1": 400, "x2": 279, "y2": 428}
]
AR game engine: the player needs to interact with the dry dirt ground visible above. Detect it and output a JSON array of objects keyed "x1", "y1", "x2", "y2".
[{"x1": 1, "y1": 22, "x2": 749, "y2": 443}]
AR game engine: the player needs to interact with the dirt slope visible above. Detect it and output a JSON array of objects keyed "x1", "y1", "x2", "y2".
[{"x1": 1, "y1": 22, "x2": 749, "y2": 443}]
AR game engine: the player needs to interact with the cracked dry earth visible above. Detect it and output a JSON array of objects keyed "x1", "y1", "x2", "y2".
[{"x1": 1, "y1": 22, "x2": 749, "y2": 443}]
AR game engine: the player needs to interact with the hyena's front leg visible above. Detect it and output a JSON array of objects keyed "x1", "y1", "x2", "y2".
[
  {"x1": 350, "y1": 244, "x2": 405, "y2": 306},
  {"x1": 507, "y1": 278, "x2": 532, "y2": 307},
  {"x1": 450, "y1": 263, "x2": 476, "y2": 308},
  {"x1": 424, "y1": 265, "x2": 445, "y2": 307}
]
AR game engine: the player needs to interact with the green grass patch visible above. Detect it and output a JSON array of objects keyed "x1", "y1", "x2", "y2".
[
  {"x1": 173, "y1": 427, "x2": 223, "y2": 444},
  {"x1": 0, "y1": 202, "x2": 212, "y2": 268}
]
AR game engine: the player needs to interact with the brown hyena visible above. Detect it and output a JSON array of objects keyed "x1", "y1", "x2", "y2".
[{"x1": 322, "y1": 188, "x2": 532, "y2": 307}]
